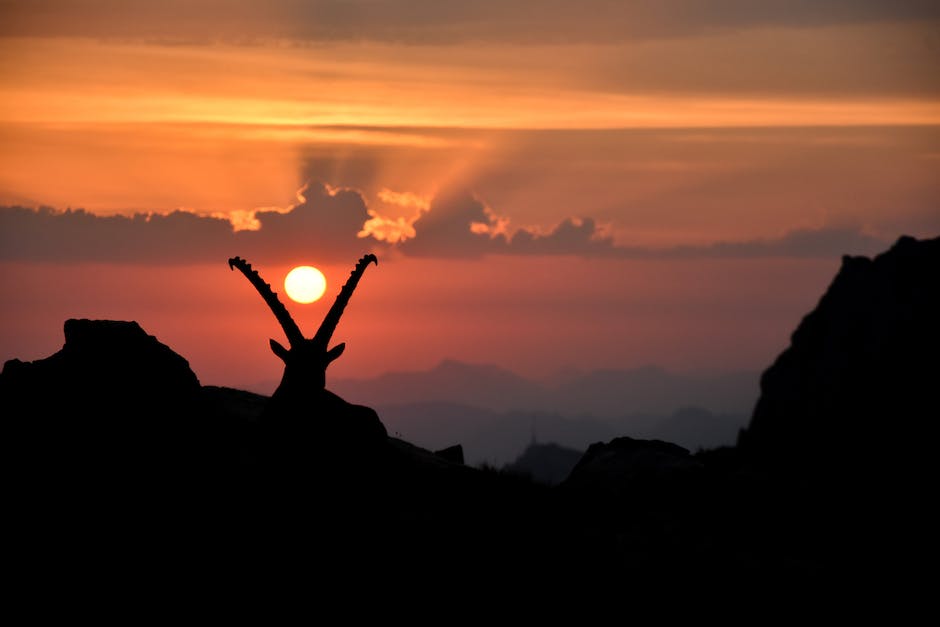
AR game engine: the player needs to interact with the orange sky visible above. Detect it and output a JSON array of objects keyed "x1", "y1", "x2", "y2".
[{"x1": 1, "y1": 1, "x2": 938, "y2": 388}]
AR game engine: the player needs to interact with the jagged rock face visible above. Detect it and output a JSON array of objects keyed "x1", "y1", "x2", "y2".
[{"x1": 739, "y1": 235, "x2": 940, "y2": 474}]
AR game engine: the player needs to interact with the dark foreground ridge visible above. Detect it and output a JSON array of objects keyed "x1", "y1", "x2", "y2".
[{"x1": 3, "y1": 235, "x2": 937, "y2": 598}]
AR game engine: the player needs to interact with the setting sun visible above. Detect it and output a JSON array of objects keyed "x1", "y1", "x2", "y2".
[{"x1": 284, "y1": 266, "x2": 327, "y2": 304}]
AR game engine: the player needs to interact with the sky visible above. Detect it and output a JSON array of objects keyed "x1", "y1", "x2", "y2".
[{"x1": 1, "y1": 1, "x2": 938, "y2": 393}]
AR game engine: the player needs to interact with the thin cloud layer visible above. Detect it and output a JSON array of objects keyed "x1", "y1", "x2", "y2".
[
  {"x1": 3, "y1": 1, "x2": 937, "y2": 43},
  {"x1": 667, "y1": 226, "x2": 890, "y2": 259}
]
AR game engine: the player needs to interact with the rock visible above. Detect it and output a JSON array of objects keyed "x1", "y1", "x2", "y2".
[
  {"x1": 2, "y1": 318, "x2": 201, "y2": 413},
  {"x1": 1, "y1": 319, "x2": 208, "y2": 493},
  {"x1": 561, "y1": 436, "x2": 702, "y2": 494},
  {"x1": 738, "y1": 235, "x2": 940, "y2": 478},
  {"x1": 731, "y1": 236, "x2": 940, "y2": 570}
]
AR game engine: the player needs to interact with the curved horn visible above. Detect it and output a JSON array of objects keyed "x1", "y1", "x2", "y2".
[
  {"x1": 313, "y1": 254, "x2": 378, "y2": 348},
  {"x1": 228, "y1": 256, "x2": 305, "y2": 347}
]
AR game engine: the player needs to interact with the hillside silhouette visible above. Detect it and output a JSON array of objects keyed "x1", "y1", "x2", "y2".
[{"x1": 3, "y1": 235, "x2": 937, "y2": 594}]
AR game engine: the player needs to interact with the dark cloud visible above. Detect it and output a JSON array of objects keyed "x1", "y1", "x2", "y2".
[
  {"x1": 395, "y1": 190, "x2": 621, "y2": 259},
  {"x1": 399, "y1": 190, "x2": 507, "y2": 258},
  {"x1": 0, "y1": 186, "x2": 894, "y2": 265},
  {"x1": 3, "y1": 1, "x2": 936, "y2": 43},
  {"x1": 0, "y1": 182, "x2": 380, "y2": 265},
  {"x1": 0, "y1": 205, "x2": 235, "y2": 264},
  {"x1": 510, "y1": 218, "x2": 615, "y2": 257},
  {"x1": 3, "y1": 186, "x2": 620, "y2": 263},
  {"x1": 397, "y1": 188, "x2": 889, "y2": 260},
  {"x1": 398, "y1": 190, "x2": 618, "y2": 259},
  {"x1": 239, "y1": 183, "x2": 376, "y2": 262}
]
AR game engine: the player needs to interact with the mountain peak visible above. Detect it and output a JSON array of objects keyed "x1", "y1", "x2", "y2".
[{"x1": 434, "y1": 358, "x2": 506, "y2": 374}]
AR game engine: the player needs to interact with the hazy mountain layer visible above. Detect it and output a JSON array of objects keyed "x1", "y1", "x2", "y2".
[{"x1": 332, "y1": 360, "x2": 758, "y2": 417}]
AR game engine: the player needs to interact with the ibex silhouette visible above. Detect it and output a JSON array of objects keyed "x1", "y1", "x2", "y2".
[{"x1": 228, "y1": 254, "x2": 386, "y2": 453}]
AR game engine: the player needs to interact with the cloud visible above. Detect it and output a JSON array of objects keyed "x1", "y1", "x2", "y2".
[
  {"x1": 510, "y1": 218, "x2": 615, "y2": 256},
  {"x1": 664, "y1": 226, "x2": 891, "y2": 259},
  {"x1": 0, "y1": 182, "x2": 381, "y2": 265},
  {"x1": 399, "y1": 190, "x2": 508, "y2": 258},
  {"x1": 401, "y1": 189, "x2": 617, "y2": 258},
  {"x1": 0, "y1": 184, "x2": 894, "y2": 265},
  {"x1": 0, "y1": 205, "x2": 235, "y2": 264},
  {"x1": 398, "y1": 189, "x2": 621, "y2": 259},
  {"x1": 238, "y1": 183, "x2": 376, "y2": 261},
  {"x1": 587, "y1": 226, "x2": 890, "y2": 260},
  {"x1": 397, "y1": 187, "x2": 892, "y2": 259},
  {"x1": 3, "y1": 1, "x2": 936, "y2": 43},
  {"x1": 376, "y1": 189, "x2": 430, "y2": 213},
  {"x1": 357, "y1": 188, "x2": 431, "y2": 244}
]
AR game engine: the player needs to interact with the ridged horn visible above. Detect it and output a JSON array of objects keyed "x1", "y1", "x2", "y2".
[
  {"x1": 312, "y1": 254, "x2": 378, "y2": 348},
  {"x1": 228, "y1": 256, "x2": 305, "y2": 347}
]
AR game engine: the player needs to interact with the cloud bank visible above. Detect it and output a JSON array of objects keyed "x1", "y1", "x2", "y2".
[
  {"x1": 0, "y1": 182, "x2": 376, "y2": 264},
  {"x1": 0, "y1": 182, "x2": 894, "y2": 265}
]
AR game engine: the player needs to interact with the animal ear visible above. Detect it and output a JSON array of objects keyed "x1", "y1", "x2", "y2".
[
  {"x1": 326, "y1": 342, "x2": 346, "y2": 364},
  {"x1": 269, "y1": 339, "x2": 290, "y2": 362}
]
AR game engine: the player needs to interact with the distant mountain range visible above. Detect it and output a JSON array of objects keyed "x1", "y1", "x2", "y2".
[
  {"x1": 330, "y1": 360, "x2": 759, "y2": 418},
  {"x1": 375, "y1": 401, "x2": 746, "y2": 466},
  {"x1": 323, "y1": 361, "x2": 759, "y2": 465}
]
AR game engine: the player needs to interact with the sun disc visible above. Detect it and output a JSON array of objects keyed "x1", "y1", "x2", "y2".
[{"x1": 284, "y1": 266, "x2": 327, "y2": 304}]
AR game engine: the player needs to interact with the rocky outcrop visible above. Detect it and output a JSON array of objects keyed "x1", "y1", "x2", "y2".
[
  {"x1": 1, "y1": 319, "x2": 208, "y2": 485},
  {"x1": 2, "y1": 318, "x2": 201, "y2": 431},
  {"x1": 738, "y1": 235, "x2": 940, "y2": 479},
  {"x1": 731, "y1": 234, "x2": 938, "y2": 573},
  {"x1": 0, "y1": 319, "x2": 457, "y2": 495},
  {"x1": 561, "y1": 436, "x2": 702, "y2": 494},
  {"x1": 2, "y1": 318, "x2": 200, "y2": 403}
]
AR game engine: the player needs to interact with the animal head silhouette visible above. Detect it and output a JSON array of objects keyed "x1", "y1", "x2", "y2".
[{"x1": 229, "y1": 254, "x2": 378, "y2": 391}]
